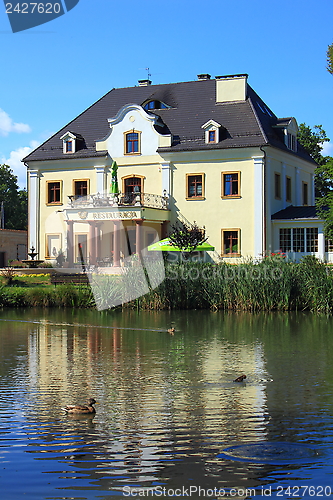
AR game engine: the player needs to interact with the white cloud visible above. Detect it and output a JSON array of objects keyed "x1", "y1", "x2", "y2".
[
  {"x1": 0, "y1": 108, "x2": 31, "y2": 136},
  {"x1": 322, "y1": 141, "x2": 333, "y2": 156},
  {"x1": 1, "y1": 140, "x2": 40, "y2": 188}
]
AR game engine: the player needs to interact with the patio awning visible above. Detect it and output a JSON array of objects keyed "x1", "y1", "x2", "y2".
[{"x1": 148, "y1": 238, "x2": 215, "y2": 252}]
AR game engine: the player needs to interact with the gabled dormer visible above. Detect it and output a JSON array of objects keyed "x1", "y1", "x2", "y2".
[
  {"x1": 274, "y1": 118, "x2": 298, "y2": 152},
  {"x1": 60, "y1": 131, "x2": 80, "y2": 154},
  {"x1": 201, "y1": 119, "x2": 221, "y2": 144}
]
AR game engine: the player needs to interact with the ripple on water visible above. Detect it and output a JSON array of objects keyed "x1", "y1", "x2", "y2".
[{"x1": 217, "y1": 441, "x2": 321, "y2": 465}]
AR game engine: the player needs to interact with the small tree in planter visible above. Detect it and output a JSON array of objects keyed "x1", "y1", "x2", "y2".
[{"x1": 169, "y1": 220, "x2": 208, "y2": 257}]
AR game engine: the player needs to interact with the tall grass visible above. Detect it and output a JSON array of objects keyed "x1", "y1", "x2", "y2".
[
  {"x1": 0, "y1": 284, "x2": 95, "y2": 308},
  {"x1": 1, "y1": 257, "x2": 333, "y2": 313},
  {"x1": 130, "y1": 256, "x2": 333, "y2": 313}
]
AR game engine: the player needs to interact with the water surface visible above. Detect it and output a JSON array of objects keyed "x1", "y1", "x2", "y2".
[{"x1": 0, "y1": 309, "x2": 332, "y2": 499}]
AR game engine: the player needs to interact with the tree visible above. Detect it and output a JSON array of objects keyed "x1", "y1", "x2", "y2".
[
  {"x1": 0, "y1": 164, "x2": 28, "y2": 230},
  {"x1": 327, "y1": 43, "x2": 333, "y2": 75},
  {"x1": 298, "y1": 126, "x2": 333, "y2": 240},
  {"x1": 297, "y1": 124, "x2": 333, "y2": 198},
  {"x1": 169, "y1": 220, "x2": 208, "y2": 256}
]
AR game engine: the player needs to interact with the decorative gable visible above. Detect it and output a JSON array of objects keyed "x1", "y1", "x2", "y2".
[
  {"x1": 95, "y1": 104, "x2": 171, "y2": 156},
  {"x1": 201, "y1": 119, "x2": 221, "y2": 144}
]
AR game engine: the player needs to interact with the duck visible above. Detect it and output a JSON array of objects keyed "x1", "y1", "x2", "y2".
[
  {"x1": 167, "y1": 327, "x2": 175, "y2": 335},
  {"x1": 62, "y1": 398, "x2": 97, "y2": 414},
  {"x1": 234, "y1": 375, "x2": 247, "y2": 382}
]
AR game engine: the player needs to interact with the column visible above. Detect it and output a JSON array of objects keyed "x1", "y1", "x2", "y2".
[
  {"x1": 67, "y1": 221, "x2": 74, "y2": 267},
  {"x1": 113, "y1": 220, "x2": 121, "y2": 267},
  {"x1": 135, "y1": 219, "x2": 143, "y2": 256},
  {"x1": 318, "y1": 225, "x2": 325, "y2": 261},
  {"x1": 95, "y1": 223, "x2": 102, "y2": 263},
  {"x1": 89, "y1": 222, "x2": 96, "y2": 265},
  {"x1": 28, "y1": 169, "x2": 40, "y2": 252},
  {"x1": 253, "y1": 156, "x2": 264, "y2": 259},
  {"x1": 95, "y1": 166, "x2": 106, "y2": 195}
]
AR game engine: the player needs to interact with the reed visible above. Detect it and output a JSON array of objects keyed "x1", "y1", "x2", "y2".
[{"x1": 1, "y1": 257, "x2": 333, "y2": 312}]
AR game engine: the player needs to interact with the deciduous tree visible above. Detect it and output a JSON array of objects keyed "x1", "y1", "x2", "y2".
[{"x1": 0, "y1": 164, "x2": 27, "y2": 230}]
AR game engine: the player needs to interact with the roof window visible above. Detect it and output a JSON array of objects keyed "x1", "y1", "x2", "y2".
[
  {"x1": 201, "y1": 119, "x2": 221, "y2": 144},
  {"x1": 143, "y1": 100, "x2": 169, "y2": 111}
]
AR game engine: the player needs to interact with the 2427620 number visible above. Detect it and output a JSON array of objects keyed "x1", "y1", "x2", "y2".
[{"x1": 5, "y1": 3, "x2": 61, "y2": 14}]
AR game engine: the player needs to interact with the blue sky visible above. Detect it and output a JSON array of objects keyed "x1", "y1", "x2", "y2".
[{"x1": 1, "y1": 0, "x2": 333, "y2": 187}]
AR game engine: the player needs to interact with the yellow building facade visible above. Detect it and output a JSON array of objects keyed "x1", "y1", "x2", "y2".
[{"x1": 24, "y1": 74, "x2": 323, "y2": 267}]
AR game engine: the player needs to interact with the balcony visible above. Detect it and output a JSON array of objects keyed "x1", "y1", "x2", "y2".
[{"x1": 67, "y1": 192, "x2": 169, "y2": 211}]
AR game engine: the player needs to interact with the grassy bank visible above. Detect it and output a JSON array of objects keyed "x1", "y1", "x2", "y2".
[{"x1": 1, "y1": 256, "x2": 333, "y2": 313}]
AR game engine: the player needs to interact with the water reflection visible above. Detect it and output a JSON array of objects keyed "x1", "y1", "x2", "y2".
[{"x1": 0, "y1": 310, "x2": 332, "y2": 498}]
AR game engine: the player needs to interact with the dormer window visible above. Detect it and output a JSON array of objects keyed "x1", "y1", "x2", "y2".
[
  {"x1": 60, "y1": 131, "x2": 77, "y2": 154},
  {"x1": 143, "y1": 100, "x2": 169, "y2": 111},
  {"x1": 201, "y1": 119, "x2": 221, "y2": 144},
  {"x1": 273, "y1": 118, "x2": 298, "y2": 153}
]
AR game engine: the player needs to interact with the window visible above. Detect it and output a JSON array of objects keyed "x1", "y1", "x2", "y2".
[
  {"x1": 60, "y1": 131, "x2": 77, "y2": 154},
  {"x1": 201, "y1": 119, "x2": 221, "y2": 144},
  {"x1": 279, "y1": 228, "x2": 291, "y2": 252},
  {"x1": 46, "y1": 234, "x2": 61, "y2": 259},
  {"x1": 208, "y1": 131, "x2": 216, "y2": 143},
  {"x1": 286, "y1": 176, "x2": 292, "y2": 202},
  {"x1": 279, "y1": 227, "x2": 318, "y2": 253},
  {"x1": 74, "y1": 179, "x2": 88, "y2": 198},
  {"x1": 292, "y1": 228, "x2": 304, "y2": 252},
  {"x1": 186, "y1": 174, "x2": 204, "y2": 199},
  {"x1": 143, "y1": 100, "x2": 168, "y2": 111},
  {"x1": 222, "y1": 172, "x2": 240, "y2": 197},
  {"x1": 65, "y1": 140, "x2": 73, "y2": 153},
  {"x1": 124, "y1": 176, "x2": 142, "y2": 193},
  {"x1": 47, "y1": 181, "x2": 62, "y2": 204},
  {"x1": 125, "y1": 131, "x2": 141, "y2": 154},
  {"x1": 222, "y1": 229, "x2": 240, "y2": 256},
  {"x1": 121, "y1": 175, "x2": 144, "y2": 204},
  {"x1": 287, "y1": 133, "x2": 297, "y2": 152},
  {"x1": 306, "y1": 228, "x2": 318, "y2": 252},
  {"x1": 303, "y1": 182, "x2": 308, "y2": 206},
  {"x1": 274, "y1": 173, "x2": 281, "y2": 199},
  {"x1": 325, "y1": 239, "x2": 333, "y2": 252}
]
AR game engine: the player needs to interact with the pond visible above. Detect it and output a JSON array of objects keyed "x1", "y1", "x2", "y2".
[{"x1": 0, "y1": 309, "x2": 332, "y2": 499}]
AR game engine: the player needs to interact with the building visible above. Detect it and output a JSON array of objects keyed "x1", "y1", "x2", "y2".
[
  {"x1": 0, "y1": 229, "x2": 27, "y2": 267},
  {"x1": 23, "y1": 73, "x2": 327, "y2": 267}
]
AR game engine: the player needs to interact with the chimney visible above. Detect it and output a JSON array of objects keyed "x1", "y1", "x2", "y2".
[
  {"x1": 215, "y1": 74, "x2": 248, "y2": 103},
  {"x1": 138, "y1": 79, "x2": 152, "y2": 86},
  {"x1": 197, "y1": 73, "x2": 211, "y2": 81}
]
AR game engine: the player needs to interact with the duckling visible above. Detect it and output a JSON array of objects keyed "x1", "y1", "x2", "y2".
[
  {"x1": 234, "y1": 375, "x2": 247, "y2": 382},
  {"x1": 167, "y1": 327, "x2": 175, "y2": 335},
  {"x1": 62, "y1": 398, "x2": 97, "y2": 414}
]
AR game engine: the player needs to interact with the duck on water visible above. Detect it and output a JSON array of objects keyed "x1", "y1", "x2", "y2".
[{"x1": 62, "y1": 398, "x2": 97, "y2": 414}]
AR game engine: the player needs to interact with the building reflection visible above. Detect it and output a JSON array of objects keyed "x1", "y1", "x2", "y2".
[{"x1": 24, "y1": 315, "x2": 270, "y2": 489}]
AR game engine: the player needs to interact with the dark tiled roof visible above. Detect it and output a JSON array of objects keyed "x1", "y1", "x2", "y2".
[
  {"x1": 271, "y1": 205, "x2": 323, "y2": 220},
  {"x1": 23, "y1": 78, "x2": 317, "y2": 164}
]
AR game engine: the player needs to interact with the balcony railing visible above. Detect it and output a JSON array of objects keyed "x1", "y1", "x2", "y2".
[{"x1": 67, "y1": 192, "x2": 169, "y2": 210}]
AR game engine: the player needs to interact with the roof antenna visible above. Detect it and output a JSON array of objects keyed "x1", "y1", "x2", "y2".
[{"x1": 145, "y1": 67, "x2": 151, "y2": 80}]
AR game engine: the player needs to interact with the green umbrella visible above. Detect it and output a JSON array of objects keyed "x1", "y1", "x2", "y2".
[
  {"x1": 148, "y1": 238, "x2": 214, "y2": 252},
  {"x1": 110, "y1": 160, "x2": 119, "y2": 194}
]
